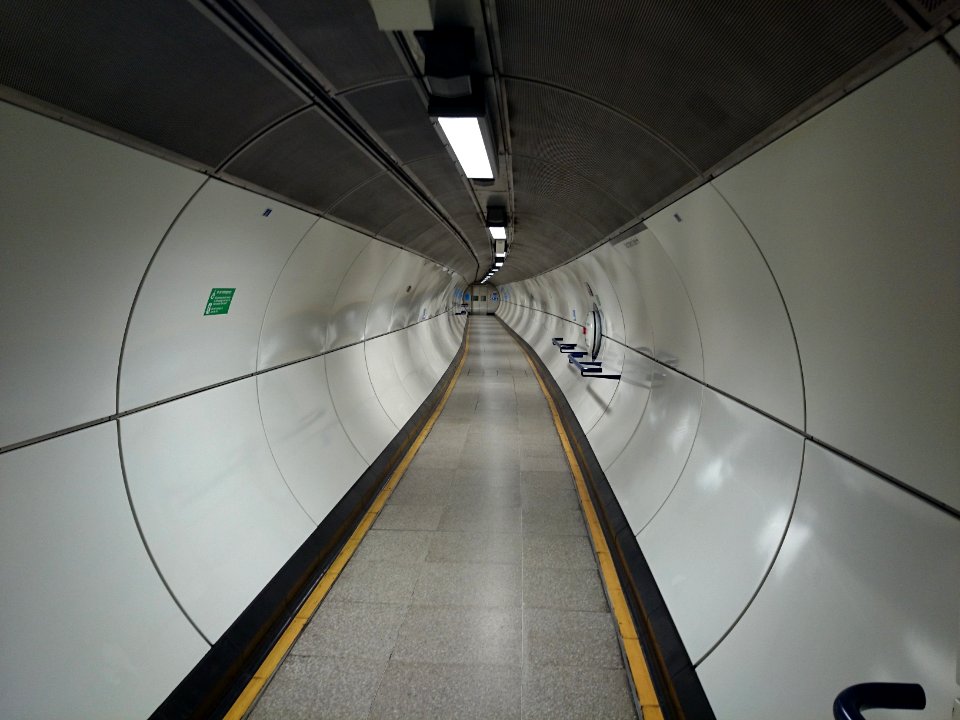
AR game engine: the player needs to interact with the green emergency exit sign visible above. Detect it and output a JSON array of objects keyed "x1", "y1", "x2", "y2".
[{"x1": 204, "y1": 288, "x2": 235, "y2": 316}]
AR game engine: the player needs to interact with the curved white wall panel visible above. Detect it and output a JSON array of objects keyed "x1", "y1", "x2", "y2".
[
  {"x1": 120, "y1": 180, "x2": 316, "y2": 411},
  {"x1": 121, "y1": 378, "x2": 316, "y2": 640},
  {"x1": 568, "y1": 340, "x2": 623, "y2": 435},
  {"x1": 0, "y1": 424, "x2": 208, "y2": 718},
  {"x1": 599, "y1": 241, "x2": 654, "y2": 350},
  {"x1": 257, "y1": 356, "x2": 367, "y2": 524},
  {"x1": 613, "y1": 230, "x2": 703, "y2": 378},
  {"x1": 605, "y1": 368, "x2": 703, "y2": 533},
  {"x1": 645, "y1": 184, "x2": 804, "y2": 428},
  {"x1": 714, "y1": 43, "x2": 960, "y2": 507},
  {"x1": 326, "y1": 343, "x2": 399, "y2": 464},
  {"x1": 638, "y1": 390, "x2": 803, "y2": 663},
  {"x1": 257, "y1": 219, "x2": 368, "y2": 370},
  {"x1": 586, "y1": 351, "x2": 655, "y2": 469},
  {"x1": 392, "y1": 260, "x2": 441, "y2": 330},
  {"x1": 366, "y1": 332, "x2": 419, "y2": 427},
  {"x1": 0, "y1": 102, "x2": 203, "y2": 447},
  {"x1": 365, "y1": 251, "x2": 423, "y2": 336},
  {"x1": 397, "y1": 321, "x2": 438, "y2": 403},
  {"x1": 420, "y1": 316, "x2": 450, "y2": 378},
  {"x1": 577, "y1": 247, "x2": 627, "y2": 344},
  {"x1": 697, "y1": 443, "x2": 960, "y2": 720},
  {"x1": 328, "y1": 241, "x2": 399, "y2": 347}
]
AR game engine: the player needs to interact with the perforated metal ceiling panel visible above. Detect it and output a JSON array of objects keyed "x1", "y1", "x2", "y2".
[
  {"x1": 496, "y1": 0, "x2": 907, "y2": 170},
  {"x1": 0, "y1": 0, "x2": 306, "y2": 167},
  {"x1": 405, "y1": 155, "x2": 471, "y2": 199},
  {"x1": 507, "y1": 79, "x2": 697, "y2": 216},
  {"x1": 327, "y1": 174, "x2": 476, "y2": 275},
  {"x1": 328, "y1": 172, "x2": 421, "y2": 232},
  {"x1": 406, "y1": 224, "x2": 465, "y2": 268},
  {"x1": 381, "y1": 206, "x2": 461, "y2": 266},
  {"x1": 512, "y1": 156, "x2": 636, "y2": 238},
  {"x1": 343, "y1": 80, "x2": 445, "y2": 164},
  {"x1": 253, "y1": 0, "x2": 406, "y2": 91},
  {"x1": 224, "y1": 109, "x2": 382, "y2": 211}
]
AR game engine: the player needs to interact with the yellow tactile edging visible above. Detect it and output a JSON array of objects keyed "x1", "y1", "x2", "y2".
[
  {"x1": 515, "y1": 335, "x2": 665, "y2": 720},
  {"x1": 224, "y1": 326, "x2": 471, "y2": 720}
]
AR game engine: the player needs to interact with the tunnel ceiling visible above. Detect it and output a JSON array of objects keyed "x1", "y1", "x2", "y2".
[{"x1": 1, "y1": 0, "x2": 955, "y2": 283}]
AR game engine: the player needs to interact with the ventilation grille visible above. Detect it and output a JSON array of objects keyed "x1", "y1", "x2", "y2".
[
  {"x1": 496, "y1": 0, "x2": 907, "y2": 170},
  {"x1": 255, "y1": 0, "x2": 406, "y2": 91},
  {"x1": 507, "y1": 79, "x2": 697, "y2": 217},
  {"x1": 328, "y1": 172, "x2": 419, "y2": 232},
  {"x1": 343, "y1": 79, "x2": 444, "y2": 163},
  {"x1": 0, "y1": 0, "x2": 305, "y2": 167},
  {"x1": 225, "y1": 109, "x2": 381, "y2": 212}
]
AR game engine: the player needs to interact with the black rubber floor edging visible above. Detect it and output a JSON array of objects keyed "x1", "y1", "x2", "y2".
[
  {"x1": 149, "y1": 319, "x2": 469, "y2": 720},
  {"x1": 497, "y1": 316, "x2": 716, "y2": 720}
]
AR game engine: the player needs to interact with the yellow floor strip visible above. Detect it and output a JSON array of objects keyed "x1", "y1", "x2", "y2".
[
  {"x1": 515, "y1": 333, "x2": 664, "y2": 720},
  {"x1": 224, "y1": 325, "x2": 471, "y2": 720}
]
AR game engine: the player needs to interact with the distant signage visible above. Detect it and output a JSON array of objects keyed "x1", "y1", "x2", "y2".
[{"x1": 204, "y1": 288, "x2": 235, "y2": 316}]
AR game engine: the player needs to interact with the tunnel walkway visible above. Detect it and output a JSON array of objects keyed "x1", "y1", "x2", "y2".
[{"x1": 246, "y1": 316, "x2": 638, "y2": 719}]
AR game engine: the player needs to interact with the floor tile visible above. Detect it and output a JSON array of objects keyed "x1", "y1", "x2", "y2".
[
  {"x1": 352, "y1": 529, "x2": 432, "y2": 564},
  {"x1": 522, "y1": 485, "x2": 580, "y2": 511},
  {"x1": 447, "y1": 483, "x2": 520, "y2": 508},
  {"x1": 523, "y1": 608, "x2": 622, "y2": 668},
  {"x1": 522, "y1": 534, "x2": 597, "y2": 569},
  {"x1": 327, "y1": 561, "x2": 421, "y2": 605},
  {"x1": 406, "y1": 450, "x2": 461, "y2": 470},
  {"x1": 393, "y1": 605, "x2": 521, "y2": 665},
  {"x1": 387, "y1": 474, "x2": 454, "y2": 506},
  {"x1": 412, "y1": 562, "x2": 521, "y2": 607},
  {"x1": 454, "y1": 467, "x2": 522, "y2": 487},
  {"x1": 521, "y1": 469, "x2": 574, "y2": 487},
  {"x1": 292, "y1": 601, "x2": 407, "y2": 661},
  {"x1": 250, "y1": 655, "x2": 387, "y2": 720},
  {"x1": 439, "y1": 504, "x2": 521, "y2": 534},
  {"x1": 522, "y1": 506, "x2": 587, "y2": 536},
  {"x1": 520, "y1": 454, "x2": 571, "y2": 471},
  {"x1": 523, "y1": 566, "x2": 608, "y2": 611},
  {"x1": 425, "y1": 531, "x2": 521, "y2": 565},
  {"x1": 373, "y1": 504, "x2": 445, "y2": 531},
  {"x1": 521, "y1": 664, "x2": 637, "y2": 720},
  {"x1": 370, "y1": 661, "x2": 520, "y2": 720}
]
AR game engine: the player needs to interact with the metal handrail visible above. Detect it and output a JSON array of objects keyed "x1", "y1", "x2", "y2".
[{"x1": 833, "y1": 683, "x2": 925, "y2": 720}]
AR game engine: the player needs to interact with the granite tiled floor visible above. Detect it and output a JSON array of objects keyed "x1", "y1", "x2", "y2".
[{"x1": 249, "y1": 317, "x2": 637, "y2": 720}]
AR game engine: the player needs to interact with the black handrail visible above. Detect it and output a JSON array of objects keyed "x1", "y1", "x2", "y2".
[{"x1": 833, "y1": 683, "x2": 925, "y2": 720}]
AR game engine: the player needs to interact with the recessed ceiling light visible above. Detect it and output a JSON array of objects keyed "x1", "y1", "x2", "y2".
[
  {"x1": 488, "y1": 226, "x2": 507, "y2": 240},
  {"x1": 437, "y1": 116, "x2": 494, "y2": 179}
]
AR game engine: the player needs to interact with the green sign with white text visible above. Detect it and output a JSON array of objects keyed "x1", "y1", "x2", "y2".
[{"x1": 204, "y1": 288, "x2": 235, "y2": 316}]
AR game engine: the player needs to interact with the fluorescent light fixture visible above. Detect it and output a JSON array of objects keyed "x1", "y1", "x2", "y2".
[
  {"x1": 488, "y1": 226, "x2": 507, "y2": 240},
  {"x1": 495, "y1": 261, "x2": 504, "y2": 267},
  {"x1": 495, "y1": 251, "x2": 506, "y2": 258},
  {"x1": 437, "y1": 116, "x2": 494, "y2": 179}
]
